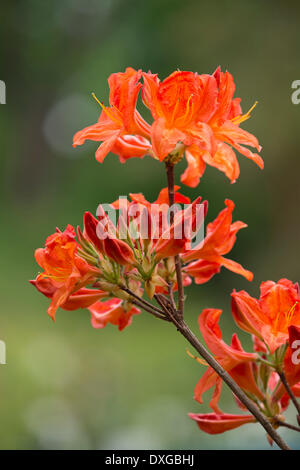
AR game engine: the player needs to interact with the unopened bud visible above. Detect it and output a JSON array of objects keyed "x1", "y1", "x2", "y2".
[{"x1": 145, "y1": 280, "x2": 155, "y2": 299}]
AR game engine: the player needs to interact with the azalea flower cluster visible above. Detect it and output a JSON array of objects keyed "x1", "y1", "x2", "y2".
[
  {"x1": 73, "y1": 67, "x2": 263, "y2": 186},
  {"x1": 31, "y1": 66, "x2": 299, "y2": 449},
  {"x1": 190, "y1": 279, "x2": 300, "y2": 441},
  {"x1": 31, "y1": 187, "x2": 251, "y2": 328}
]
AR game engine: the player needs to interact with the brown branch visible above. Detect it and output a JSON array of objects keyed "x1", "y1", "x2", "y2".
[
  {"x1": 119, "y1": 285, "x2": 169, "y2": 321},
  {"x1": 165, "y1": 162, "x2": 185, "y2": 317},
  {"x1": 154, "y1": 293, "x2": 172, "y2": 317},
  {"x1": 153, "y1": 293, "x2": 181, "y2": 327},
  {"x1": 131, "y1": 299, "x2": 170, "y2": 322},
  {"x1": 168, "y1": 282, "x2": 177, "y2": 312},
  {"x1": 162, "y1": 158, "x2": 291, "y2": 449},
  {"x1": 275, "y1": 419, "x2": 300, "y2": 432},
  {"x1": 172, "y1": 317, "x2": 291, "y2": 450}
]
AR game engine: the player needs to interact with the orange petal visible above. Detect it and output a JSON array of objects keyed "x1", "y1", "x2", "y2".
[
  {"x1": 203, "y1": 142, "x2": 240, "y2": 183},
  {"x1": 189, "y1": 412, "x2": 255, "y2": 434}
]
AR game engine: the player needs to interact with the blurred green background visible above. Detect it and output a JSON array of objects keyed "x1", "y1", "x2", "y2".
[{"x1": 0, "y1": 0, "x2": 299, "y2": 450}]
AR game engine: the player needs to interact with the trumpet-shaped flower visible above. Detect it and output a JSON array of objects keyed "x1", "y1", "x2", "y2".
[
  {"x1": 31, "y1": 225, "x2": 102, "y2": 319},
  {"x1": 73, "y1": 67, "x2": 263, "y2": 187},
  {"x1": 143, "y1": 67, "x2": 263, "y2": 186},
  {"x1": 73, "y1": 67, "x2": 151, "y2": 163},
  {"x1": 84, "y1": 211, "x2": 135, "y2": 266},
  {"x1": 89, "y1": 298, "x2": 140, "y2": 331},
  {"x1": 189, "y1": 412, "x2": 255, "y2": 434},
  {"x1": 183, "y1": 199, "x2": 253, "y2": 282},
  {"x1": 194, "y1": 309, "x2": 263, "y2": 408},
  {"x1": 231, "y1": 279, "x2": 300, "y2": 354},
  {"x1": 154, "y1": 196, "x2": 207, "y2": 261}
]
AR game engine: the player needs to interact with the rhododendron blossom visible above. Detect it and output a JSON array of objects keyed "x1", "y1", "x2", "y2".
[
  {"x1": 31, "y1": 225, "x2": 104, "y2": 320},
  {"x1": 183, "y1": 199, "x2": 253, "y2": 283},
  {"x1": 31, "y1": 66, "x2": 299, "y2": 451},
  {"x1": 231, "y1": 279, "x2": 300, "y2": 353},
  {"x1": 73, "y1": 67, "x2": 263, "y2": 187},
  {"x1": 73, "y1": 68, "x2": 151, "y2": 163},
  {"x1": 189, "y1": 280, "x2": 300, "y2": 442}
]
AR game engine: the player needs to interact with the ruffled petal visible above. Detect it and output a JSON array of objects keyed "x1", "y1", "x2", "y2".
[{"x1": 203, "y1": 143, "x2": 240, "y2": 183}]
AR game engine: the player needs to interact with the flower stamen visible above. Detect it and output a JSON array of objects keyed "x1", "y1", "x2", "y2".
[
  {"x1": 186, "y1": 348, "x2": 208, "y2": 366},
  {"x1": 92, "y1": 92, "x2": 123, "y2": 126},
  {"x1": 231, "y1": 101, "x2": 258, "y2": 125}
]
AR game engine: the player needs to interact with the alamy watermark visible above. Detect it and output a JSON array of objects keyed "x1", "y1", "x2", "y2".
[
  {"x1": 291, "y1": 80, "x2": 300, "y2": 104},
  {"x1": 0, "y1": 340, "x2": 6, "y2": 364},
  {"x1": 0, "y1": 80, "x2": 6, "y2": 104},
  {"x1": 95, "y1": 197, "x2": 206, "y2": 249},
  {"x1": 291, "y1": 340, "x2": 300, "y2": 365}
]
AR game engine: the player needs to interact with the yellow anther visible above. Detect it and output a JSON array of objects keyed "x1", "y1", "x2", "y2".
[
  {"x1": 272, "y1": 301, "x2": 298, "y2": 333},
  {"x1": 92, "y1": 92, "x2": 122, "y2": 126},
  {"x1": 170, "y1": 98, "x2": 180, "y2": 126},
  {"x1": 177, "y1": 94, "x2": 194, "y2": 126},
  {"x1": 186, "y1": 348, "x2": 208, "y2": 366},
  {"x1": 231, "y1": 101, "x2": 258, "y2": 125},
  {"x1": 286, "y1": 301, "x2": 298, "y2": 327},
  {"x1": 92, "y1": 92, "x2": 104, "y2": 108}
]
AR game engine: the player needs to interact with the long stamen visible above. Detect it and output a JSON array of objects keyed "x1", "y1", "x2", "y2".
[
  {"x1": 186, "y1": 348, "x2": 208, "y2": 366},
  {"x1": 273, "y1": 301, "x2": 298, "y2": 333},
  {"x1": 177, "y1": 94, "x2": 194, "y2": 126},
  {"x1": 286, "y1": 301, "x2": 298, "y2": 328},
  {"x1": 231, "y1": 101, "x2": 258, "y2": 125},
  {"x1": 170, "y1": 98, "x2": 180, "y2": 126},
  {"x1": 40, "y1": 272, "x2": 67, "y2": 281},
  {"x1": 273, "y1": 310, "x2": 281, "y2": 333},
  {"x1": 92, "y1": 92, "x2": 123, "y2": 126}
]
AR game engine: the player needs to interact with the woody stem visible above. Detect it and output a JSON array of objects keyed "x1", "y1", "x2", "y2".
[
  {"x1": 172, "y1": 316, "x2": 291, "y2": 450},
  {"x1": 119, "y1": 285, "x2": 170, "y2": 321},
  {"x1": 275, "y1": 419, "x2": 300, "y2": 432},
  {"x1": 277, "y1": 369, "x2": 300, "y2": 420},
  {"x1": 165, "y1": 161, "x2": 185, "y2": 317},
  {"x1": 163, "y1": 159, "x2": 290, "y2": 450}
]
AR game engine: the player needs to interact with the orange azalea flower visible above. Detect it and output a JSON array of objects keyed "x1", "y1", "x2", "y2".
[
  {"x1": 89, "y1": 298, "x2": 140, "y2": 331},
  {"x1": 231, "y1": 279, "x2": 300, "y2": 354},
  {"x1": 194, "y1": 309, "x2": 263, "y2": 407},
  {"x1": 84, "y1": 211, "x2": 135, "y2": 266},
  {"x1": 128, "y1": 185, "x2": 190, "y2": 208},
  {"x1": 184, "y1": 260, "x2": 221, "y2": 285},
  {"x1": 143, "y1": 67, "x2": 263, "y2": 187},
  {"x1": 73, "y1": 67, "x2": 151, "y2": 163},
  {"x1": 182, "y1": 199, "x2": 253, "y2": 282},
  {"x1": 112, "y1": 186, "x2": 191, "y2": 241},
  {"x1": 31, "y1": 225, "x2": 101, "y2": 320},
  {"x1": 189, "y1": 412, "x2": 255, "y2": 435},
  {"x1": 142, "y1": 70, "x2": 218, "y2": 161},
  {"x1": 112, "y1": 189, "x2": 206, "y2": 260},
  {"x1": 154, "y1": 196, "x2": 207, "y2": 261},
  {"x1": 31, "y1": 278, "x2": 107, "y2": 311}
]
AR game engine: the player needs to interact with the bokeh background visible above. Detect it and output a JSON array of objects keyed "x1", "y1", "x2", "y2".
[{"x1": 1, "y1": 0, "x2": 300, "y2": 450}]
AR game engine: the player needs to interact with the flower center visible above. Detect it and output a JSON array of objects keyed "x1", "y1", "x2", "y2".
[
  {"x1": 92, "y1": 92, "x2": 123, "y2": 126},
  {"x1": 272, "y1": 302, "x2": 298, "y2": 334}
]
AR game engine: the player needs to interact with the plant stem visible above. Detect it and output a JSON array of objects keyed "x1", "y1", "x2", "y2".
[
  {"x1": 162, "y1": 158, "x2": 291, "y2": 450},
  {"x1": 173, "y1": 317, "x2": 291, "y2": 450},
  {"x1": 168, "y1": 282, "x2": 177, "y2": 312},
  {"x1": 277, "y1": 369, "x2": 300, "y2": 421},
  {"x1": 131, "y1": 299, "x2": 169, "y2": 321},
  {"x1": 275, "y1": 419, "x2": 300, "y2": 432},
  {"x1": 119, "y1": 285, "x2": 169, "y2": 321},
  {"x1": 165, "y1": 162, "x2": 185, "y2": 317}
]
